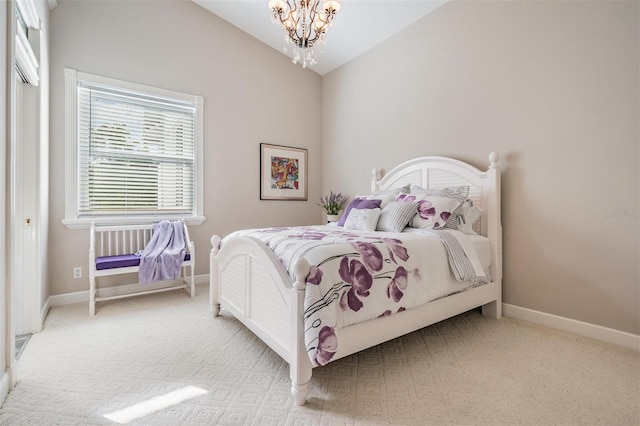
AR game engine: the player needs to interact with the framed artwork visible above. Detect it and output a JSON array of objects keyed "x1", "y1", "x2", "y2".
[{"x1": 260, "y1": 143, "x2": 308, "y2": 201}]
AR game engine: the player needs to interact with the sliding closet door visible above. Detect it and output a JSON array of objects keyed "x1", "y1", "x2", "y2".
[{"x1": 13, "y1": 78, "x2": 40, "y2": 337}]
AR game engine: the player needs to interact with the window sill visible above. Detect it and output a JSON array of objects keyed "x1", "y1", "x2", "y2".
[{"x1": 62, "y1": 215, "x2": 206, "y2": 230}]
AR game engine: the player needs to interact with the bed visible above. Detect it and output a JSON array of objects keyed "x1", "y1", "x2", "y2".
[{"x1": 209, "y1": 153, "x2": 502, "y2": 405}]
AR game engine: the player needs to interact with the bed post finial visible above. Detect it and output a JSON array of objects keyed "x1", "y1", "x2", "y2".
[
  {"x1": 489, "y1": 152, "x2": 500, "y2": 169},
  {"x1": 371, "y1": 168, "x2": 380, "y2": 192},
  {"x1": 210, "y1": 235, "x2": 221, "y2": 255},
  {"x1": 292, "y1": 258, "x2": 310, "y2": 291}
]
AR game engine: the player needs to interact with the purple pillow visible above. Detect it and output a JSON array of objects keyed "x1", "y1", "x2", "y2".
[
  {"x1": 337, "y1": 198, "x2": 382, "y2": 227},
  {"x1": 356, "y1": 199, "x2": 383, "y2": 209}
]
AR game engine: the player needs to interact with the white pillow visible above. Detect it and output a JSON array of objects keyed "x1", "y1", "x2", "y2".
[
  {"x1": 356, "y1": 184, "x2": 411, "y2": 209},
  {"x1": 458, "y1": 205, "x2": 482, "y2": 235},
  {"x1": 356, "y1": 193, "x2": 395, "y2": 209},
  {"x1": 344, "y1": 208, "x2": 381, "y2": 232}
]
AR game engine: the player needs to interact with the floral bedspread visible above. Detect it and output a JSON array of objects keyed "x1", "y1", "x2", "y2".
[{"x1": 222, "y1": 225, "x2": 485, "y2": 367}]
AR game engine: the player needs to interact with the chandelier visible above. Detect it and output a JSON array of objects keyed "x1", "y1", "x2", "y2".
[{"x1": 268, "y1": 0, "x2": 341, "y2": 68}]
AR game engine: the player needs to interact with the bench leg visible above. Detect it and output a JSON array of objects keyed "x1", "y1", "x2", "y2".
[
  {"x1": 190, "y1": 263, "x2": 195, "y2": 297},
  {"x1": 89, "y1": 275, "x2": 96, "y2": 316}
]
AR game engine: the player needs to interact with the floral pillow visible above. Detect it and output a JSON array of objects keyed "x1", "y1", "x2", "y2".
[
  {"x1": 396, "y1": 194, "x2": 462, "y2": 229},
  {"x1": 405, "y1": 185, "x2": 469, "y2": 230},
  {"x1": 337, "y1": 198, "x2": 382, "y2": 227},
  {"x1": 344, "y1": 207, "x2": 381, "y2": 232}
]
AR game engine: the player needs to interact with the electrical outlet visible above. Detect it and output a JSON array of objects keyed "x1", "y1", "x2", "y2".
[{"x1": 73, "y1": 267, "x2": 82, "y2": 279}]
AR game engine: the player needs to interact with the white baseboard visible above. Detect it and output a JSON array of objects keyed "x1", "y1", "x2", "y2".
[
  {"x1": 38, "y1": 297, "x2": 51, "y2": 332},
  {"x1": 503, "y1": 303, "x2": 639, "y2": 351},
  {"x1": 0, "y1": 370, "x2": 9, "y2": 406},
  {"x1": 48, "y1": 274, "x2": 209, "y2": 308}
]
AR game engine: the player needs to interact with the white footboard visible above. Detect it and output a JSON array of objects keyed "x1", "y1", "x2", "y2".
[{"x1": 210, "y1": 235, "x2": 313, "y2": 405}]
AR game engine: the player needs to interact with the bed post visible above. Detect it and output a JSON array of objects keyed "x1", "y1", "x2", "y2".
[
  {"x1": 482, "y1": 152, "x2": 503, "y2": 319},
  {"x1": 290, "y1": 258, "x2": 311, "y2": 406},
  {"x1": 210, "y1": 235, "x2": 221, "y2": 317}
]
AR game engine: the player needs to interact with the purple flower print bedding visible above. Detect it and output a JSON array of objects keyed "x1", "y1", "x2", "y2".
[{"x1": 222, "y1": 225, "x2": 488, "y2": 367}]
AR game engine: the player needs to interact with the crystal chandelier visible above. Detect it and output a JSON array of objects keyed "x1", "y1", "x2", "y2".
[{"x1": 268, "y1": 0, "x2": 341, "y2": 68}]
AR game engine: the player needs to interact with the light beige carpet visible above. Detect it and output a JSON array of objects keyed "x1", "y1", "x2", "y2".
[{"x1": 0, "y1": 287, "x2": 638, "y2": 425}]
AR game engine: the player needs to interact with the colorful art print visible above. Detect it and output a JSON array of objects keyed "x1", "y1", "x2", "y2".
[
  {"x1": 270, "y1": 156, "x2": 299, "y2": 190},
  {"x1": 260, "y1": 143, "x2": 308, "y2": 200}
]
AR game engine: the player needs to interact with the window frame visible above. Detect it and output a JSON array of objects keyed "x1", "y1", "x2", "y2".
[{"x1": 63, "y1": 68, "x2": 205, "y2": 229}]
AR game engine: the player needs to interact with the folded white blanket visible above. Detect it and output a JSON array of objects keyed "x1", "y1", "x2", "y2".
[{"x1": 421, "y1": 229, "x2": 490, "y2": 285}]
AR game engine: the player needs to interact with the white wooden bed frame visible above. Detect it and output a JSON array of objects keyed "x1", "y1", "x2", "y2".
[{"x1": 209, "y1": 153, "x2": 502, "y2": 405}]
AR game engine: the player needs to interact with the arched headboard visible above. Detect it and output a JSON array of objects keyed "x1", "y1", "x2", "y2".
[{"x1": 371, "y1": 152, "x2": 502, "y2": 283}]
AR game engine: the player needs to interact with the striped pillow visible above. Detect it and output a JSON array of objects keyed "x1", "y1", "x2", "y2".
[{"x1": 376, "y1": 201, "x2": 418, "y2": 232}]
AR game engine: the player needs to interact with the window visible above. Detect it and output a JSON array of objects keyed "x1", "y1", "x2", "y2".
[{"x1": 63, "y1": 69, "x2": 204, "y2": 229}]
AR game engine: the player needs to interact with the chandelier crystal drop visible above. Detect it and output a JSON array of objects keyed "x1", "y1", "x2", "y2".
[{"x1": 268, "y1": 0, "x2": 341, "y2": 68}]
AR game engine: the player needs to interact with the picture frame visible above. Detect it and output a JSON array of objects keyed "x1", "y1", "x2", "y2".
[{"x1": 260, "y1": 143, "x2": 308, "y2": 201}]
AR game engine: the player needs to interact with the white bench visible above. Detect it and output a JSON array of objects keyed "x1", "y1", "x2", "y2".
[{"x1": 89, "y1": 221, "x2": 195, "y2": 316}]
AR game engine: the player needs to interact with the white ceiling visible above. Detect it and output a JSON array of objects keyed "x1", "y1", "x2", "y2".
[{"x1": 192, "y1": 0, "x2": 448, "y2": 75}]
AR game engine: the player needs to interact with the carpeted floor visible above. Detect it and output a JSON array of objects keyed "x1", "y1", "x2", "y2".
[{"x1": 0, "y1": 286, "x2": 638, "y2": 425}]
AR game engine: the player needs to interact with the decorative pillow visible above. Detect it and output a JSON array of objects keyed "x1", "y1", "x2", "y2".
[
  {"x1": 403, "y1": 185, "x2": 470, "y2": 229},
  {"x1": 338, "y1": 198, "x2": 363, "y2": 227},
  {"x1": 399, "y1": 195, "x2": 462, "y2": 229},
  {"x1": 376, "y1": 201, "x2": 418, "y2": 232},
  {"x1": 457, "y1": 203, "x2": 482, "y2": 235},
  {"x1": 337, "y1": 198, "x2": 382, "y2": 227},
  {"x1": 357, "y1": 184, "x2": 410, "y2": 209},
  {"x1": 344, "y1": 208, "x2": 381, "y2": 232}
]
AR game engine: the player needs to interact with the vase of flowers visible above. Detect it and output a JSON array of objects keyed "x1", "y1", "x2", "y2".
[{"x1": 318, "y1": 191, "x2": 347, "y2": 222}]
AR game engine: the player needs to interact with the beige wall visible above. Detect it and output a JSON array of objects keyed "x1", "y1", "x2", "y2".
[
  {"x1": 322, "y1": 1, "x2": 639, "y2": 334},
  {"x1": 48, "y1": 0, "x2": 323, "y2": 295}
]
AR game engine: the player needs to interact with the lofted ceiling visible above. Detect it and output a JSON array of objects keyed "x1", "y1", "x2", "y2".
[{"x1": 192, "y1": 0, "x2": 448, "y2": 75}]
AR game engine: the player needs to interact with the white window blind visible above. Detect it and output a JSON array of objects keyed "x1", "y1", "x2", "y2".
[{"x1": 77, "y1": 82, "x2": 196, "y2": 217}]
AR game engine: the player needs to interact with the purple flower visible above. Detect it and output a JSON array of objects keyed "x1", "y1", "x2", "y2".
[
  {"x1": 306, "y1": 265, "x2": 323, "y2": 285},
  {"x1": 338, "y1": 257, "x2": 373, "y2": 312},
  {"x1": 396, "y1": 194, "x2": 417, "y2": 202},
  {"x1": 259, "y1": 227, "x2": 291, "y2": 233},
  {"x1": 292, "y1": 232, "x2": 327, "y2": 240},
  {"x1": 313, "y1": 326, "x2": 338, "y2": 366},
  {"x1": 382, "y1": 238, "x2": 409, "y2": 263},
  {"x1": 378, "y1": 307, "x2": 406, "y2": 318},
  {"x1": 351, "y1": 242, "x2": 383, "y2": 272},
  {"x1": 433, "y1": 212, "x2": 451, "y2": 229},
  {"x1": 387, "y1": 266, "x2": 409, "y2": 302},
  {"x1": 417, "y1": 200, "x2": 436, "y2": 220}
]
